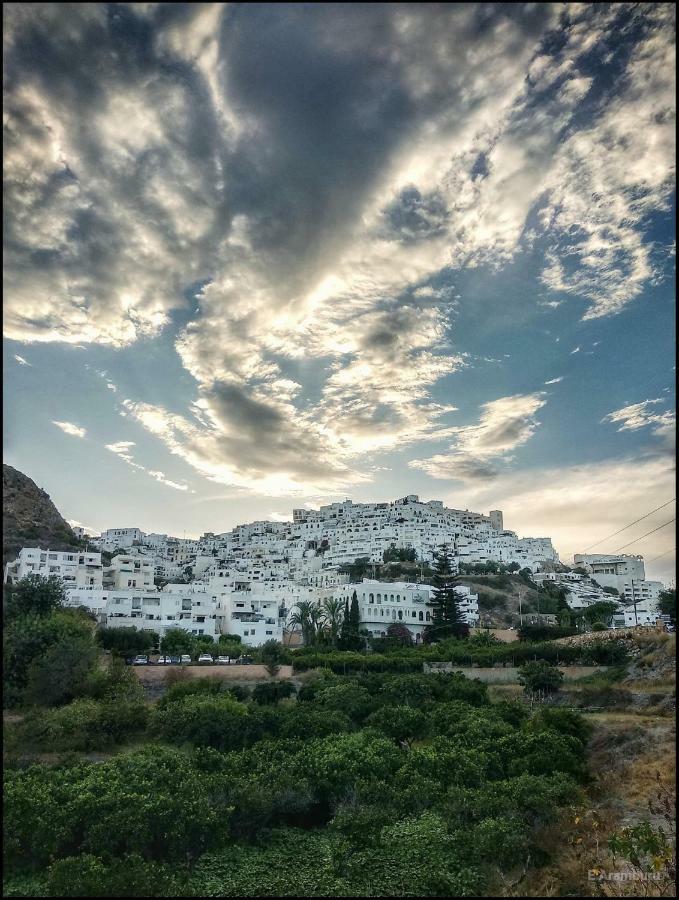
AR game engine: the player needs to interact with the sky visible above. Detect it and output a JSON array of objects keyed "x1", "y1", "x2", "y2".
[{"x1": 3, "y1": 2, "x2": 676, "y2": 584}]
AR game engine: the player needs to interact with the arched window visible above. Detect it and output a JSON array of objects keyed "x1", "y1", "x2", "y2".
[
  {"x1": 377, "y1": 594, "x2": 381, "y2": 601},
  {"x1": 426, "y1": 612, "x2": 431, "y2": 621},
  {"x1": 369, "y1": 593, "x2": 374, "y2": 603},
  {"x1": 390, "y1": 594, "x2": 394, "y2": 601},
  {"x1": 419, "y1": 611, "x2": 424, "y2": 621},
  {"x1": 398, "y1": 610, "x2": 403, "y2": 620}
]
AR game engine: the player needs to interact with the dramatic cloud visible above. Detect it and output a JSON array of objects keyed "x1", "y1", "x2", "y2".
[
  {"x1": 52, "y1": 420, "x2": 86, "y2": 438},
  {"x1": 4, "y1": 4, "x2": 675, "y2": 493},
  {"x1": 409, "y1": 392, "x2": 547, "y2": 481}
]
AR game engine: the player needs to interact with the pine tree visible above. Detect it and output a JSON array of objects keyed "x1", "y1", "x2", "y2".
[{"x1": 424, "y1": 544, "x2": 468, "y2": 642}]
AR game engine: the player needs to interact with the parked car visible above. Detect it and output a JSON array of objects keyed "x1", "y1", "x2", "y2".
[
  {"x1": 132, "y1": 655, "x2": 149, "y2": 665},
  {"x1": 216, "y1": 655, "x2": 230, "y2": 665},
  {"x1": 197, "y1": 653, "x2": 214, "y2": 664},
  {"x1": 155, "y1": 655, "x2": 172, "y2": 665},
  {"x1": 235, "y1": 655, "x2": 253, "y2": 665},
  {"x1": 169, "y1": 656, "x2": 181, "y2": 664},
  {"x1": 180, "y1": 654, "x2": 192, "y2": 664}
]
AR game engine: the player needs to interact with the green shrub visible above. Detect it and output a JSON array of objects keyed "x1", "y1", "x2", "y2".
[
  {"x1": 152, "y1": 694, "x2": 250, "y2": 750},
  {"x1": 251, "y1": 680, "x2": 296, "y2": 705},
  {"x1": 46, "y1": 853, "x2": 184, "y2": 897}
]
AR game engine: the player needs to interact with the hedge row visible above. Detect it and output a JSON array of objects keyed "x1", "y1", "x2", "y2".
[{"x1": 292, "y1": 639, "x2": 628, "y2": 673}]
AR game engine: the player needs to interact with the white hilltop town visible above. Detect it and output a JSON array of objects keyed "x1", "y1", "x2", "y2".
[{"x1": 4, "y1": 494, "x2": 671, "y2": 646}]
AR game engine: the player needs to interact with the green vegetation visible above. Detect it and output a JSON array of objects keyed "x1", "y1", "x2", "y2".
[
  {"x1": 3, "y1": 574, "x2": 608, "y2": 896},
  {"x1": 658, "y1": 587, "x2": 675, "y2": 623},
  {"x1": 424, "y1": 545, "x2": 469, "y2": 641},
  {"x1": 517, "y1": 659, "x2": 564, "y2": 695},
  {"x1": 5, "y1": 666, "x2": 589, "y2": 896},
  {"x1": 97, "y1": 626, "x2": 158, "y2": 656}
]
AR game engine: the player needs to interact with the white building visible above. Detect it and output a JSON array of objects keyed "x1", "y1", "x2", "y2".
[
  {"x1": 4, "y1": 547, "x2": 103, "y2": 589},
  {"x1": 573, "y1": 554, "x2": 646, "y2": 593},
  {"x1": 64, "y1": 585, "x2": 219, "y2": 639},
  {"x1": 99, "y1": 528, "x2": 144, "y2": 550},
  {"x1": 329, "y1": 578, "x2": 479, "y2": 642},
  {"x1": 621, "y1": 580, "x2": 664, "y2": 606},
  {"x1": 104, "y1": 553, "x2": 155, "y2": 590}
]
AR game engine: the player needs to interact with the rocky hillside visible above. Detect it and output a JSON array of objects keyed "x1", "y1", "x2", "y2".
[{"x1": 2, "y1": 465, "x2": 82, "y2": 565}]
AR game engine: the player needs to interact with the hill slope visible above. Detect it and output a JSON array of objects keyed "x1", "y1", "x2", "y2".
[{"x1": 2, "y1": 465, "x2": 82, "y2": 565}]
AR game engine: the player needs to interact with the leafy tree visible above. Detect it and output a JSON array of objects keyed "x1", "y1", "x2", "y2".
[
  {"x1": 194, "y1": 634, "x2": 218, "y2": 654},
  {"x1": 97, "y1": 626, "x2": 157, "y2": 656},
  {"x1": 346, "y1": 556, "x2": 371, "y2": 582},
  {"x1": 4, "y1": 747, "x2": 222, "y2": 869},
  {"x1": 257, "y1": 639, "x2": 291, "y2": 676},
  {"x1": 159, "y1": 628, "x2": 195, "y2": 657},
  {"x1": 24, "y1": 633, "x2": 99, "y2": 707},
  {"x1": 366, "y1": 704, "x2": 428, "y2": 747},
  {"x1": 581, "y1": 600, "x2": 619, "y2": 627},
  {"x1": 251, "y1": 680, "x2": 296, "y2": 705},
  {"x1": 3, "y1": 608, "x2": 96, "y2": 703},
  {"x1": 517, "y1": 659, "x2": 564, "y2": 695},
  {"x1": 658, "y1": 588, "x2": 675, "y2": 623},
  {"x1": 3, "y1": 575, "x2": 66, "y2": 621},
  {"x1": 424, "y1": 545, "x2": 468, "y2": 642},
  {"x1": 385, "y1": 622, "x2": 414, "y2": 646},
  {"x1": 153, "y1": 694, "x2": 250, "y2": 750},
  {"x1": 46, "y1": 853, "x2": 186, "y2": 898},
  {"x1": 468, "y1": 629, "x2": 501, "y2": 647}
]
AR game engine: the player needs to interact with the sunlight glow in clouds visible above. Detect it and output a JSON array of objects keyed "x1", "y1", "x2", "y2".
[{"x1": 2, "y1": 0, "x2": 675, "y2": 561}]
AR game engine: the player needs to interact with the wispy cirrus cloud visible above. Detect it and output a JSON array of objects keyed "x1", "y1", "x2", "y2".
[
  {"x1": 105, "y1": 440, "x2": 192, "y2": 492},
  {"x1": 52, "y1": 420, "x2": 86, "y2": 438}
]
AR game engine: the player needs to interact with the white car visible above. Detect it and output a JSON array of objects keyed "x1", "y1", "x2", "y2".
[
  {"x1": 180, "y1": 654, "x2": 192, "y2": 664},
  {"x1": 216, "y1": 655, "x2": 230, "y2": 665},
  {"x1": 197, "y1": 653, "x2": 214, "y2": 664}
]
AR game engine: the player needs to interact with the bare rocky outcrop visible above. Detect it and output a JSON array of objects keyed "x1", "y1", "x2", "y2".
[{"x1": 2, "y1": 464, "x2": 82, "y2": 565}]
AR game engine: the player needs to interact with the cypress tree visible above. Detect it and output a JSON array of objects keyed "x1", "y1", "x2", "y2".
[
  {"x1": 348, "y1": 590, "x2": 361, "y2": 650},
  {"x1": 339, "y1": 597, "x2": 351, "y2": 650},
  {"x1": 424, "y1": 544, "x2": 468, "y2": 642}
]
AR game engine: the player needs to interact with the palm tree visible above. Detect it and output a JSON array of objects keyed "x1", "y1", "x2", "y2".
[
  {"x1": 322, "y1": 597, "x2": 345, "y2": 649},
  {"x1": 309, "y1": 603, "x2": 327, "y2": 646},
  {"x1": 287, "y1": 600, "x2": 318, "y2": 647}
]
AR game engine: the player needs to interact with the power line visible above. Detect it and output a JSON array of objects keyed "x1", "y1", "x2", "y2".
[
  {"x1": 645, "y1": 547, "x2": 676, "y2": 564},
  {"x1": 582, "y1": 498, "x2": 676, "y2": 552},
  {"x1": 611, "y1": 518, "x2": 676, "y2": 553}
]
